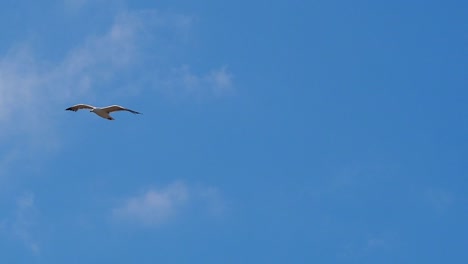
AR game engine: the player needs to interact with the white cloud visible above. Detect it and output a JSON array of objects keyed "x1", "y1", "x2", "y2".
[
  {"x1": 112, "y1": 181, "x2": 189, "y2": 227},
  {"x1": 208, "y1": 66, "x2": 234, "y2": 95},
  {"x1": 54, "y1": 12, "x2": 143, "y2": 98},
  {"x1": 112, "y1": 181, "x2": 226, "y2": 227}
]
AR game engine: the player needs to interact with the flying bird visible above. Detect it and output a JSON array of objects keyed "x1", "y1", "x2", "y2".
[{"x1": 65, "y1": 104, "x2": 142, "y2": 120}]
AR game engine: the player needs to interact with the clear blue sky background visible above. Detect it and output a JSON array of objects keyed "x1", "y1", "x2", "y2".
[{"x1": 0, "y1": 0, "x2": 467, "y2": 263}]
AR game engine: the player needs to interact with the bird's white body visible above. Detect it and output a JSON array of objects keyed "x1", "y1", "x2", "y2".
[
  {"x1": 91, "y1": 108, "x2": 113, "y2": 120},
  {"x1": 66, "y1": 104, "x2": 141, "y2": 120}
]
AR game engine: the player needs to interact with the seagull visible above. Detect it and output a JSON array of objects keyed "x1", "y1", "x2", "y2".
[{"x1": 65, "y1": 104, "x2": 142, "y2": 120}]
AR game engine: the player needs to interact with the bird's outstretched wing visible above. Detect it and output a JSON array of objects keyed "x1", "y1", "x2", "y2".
[
  {"x1": 101, "y1": 105, "x2": 142, "y2": 114},
  {"x1": 66, "y1": 104, "x2": 95, "y2": 112}
]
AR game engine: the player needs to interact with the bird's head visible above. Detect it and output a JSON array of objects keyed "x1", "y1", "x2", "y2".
[{"x1": 90, "y1": 109, "x2": 95, "y2": 112}]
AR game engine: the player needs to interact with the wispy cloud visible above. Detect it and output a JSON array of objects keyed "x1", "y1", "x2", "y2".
[
  {"x1": 54, "y1": 11, "x2": 144, "y2": 99},
  {"x1": 0, "y1": 192, "x2": 40, "y2": 254},
  {"x1": 0, "y1": 13, "x2": 142, "y2": 173},
  {"x1": 112, "y1": 181, "x2": 189, "y2": 227},
  {"x1": 0, "y1": 3, "x2": 233, "y2": 255},
  {"x1": 0, "y1": 11, "x2": 142, "y2": 145},
  {"x1": 160, "y1": 65, "x2": 234, "y2": 99},
  {"x1": 0, "y1": 8, "x2": 233, "y2": 170},
  {"x1": 14, "y1": 193, "x2": 40, "y2": 254},
  {"x1": 112, "y1": 181, "x2": 225, "y2": 227},
  {"x1": 0, "y1": 9, "x2": 232, "y2": 137},
  {"x1": 424, "y1": 188, "x2": 454, "y2": 213}
]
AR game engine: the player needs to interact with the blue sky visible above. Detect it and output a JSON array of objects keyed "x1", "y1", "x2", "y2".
[{"x1": 0, "y1": 0, "x2": 467, "y2": 263}]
